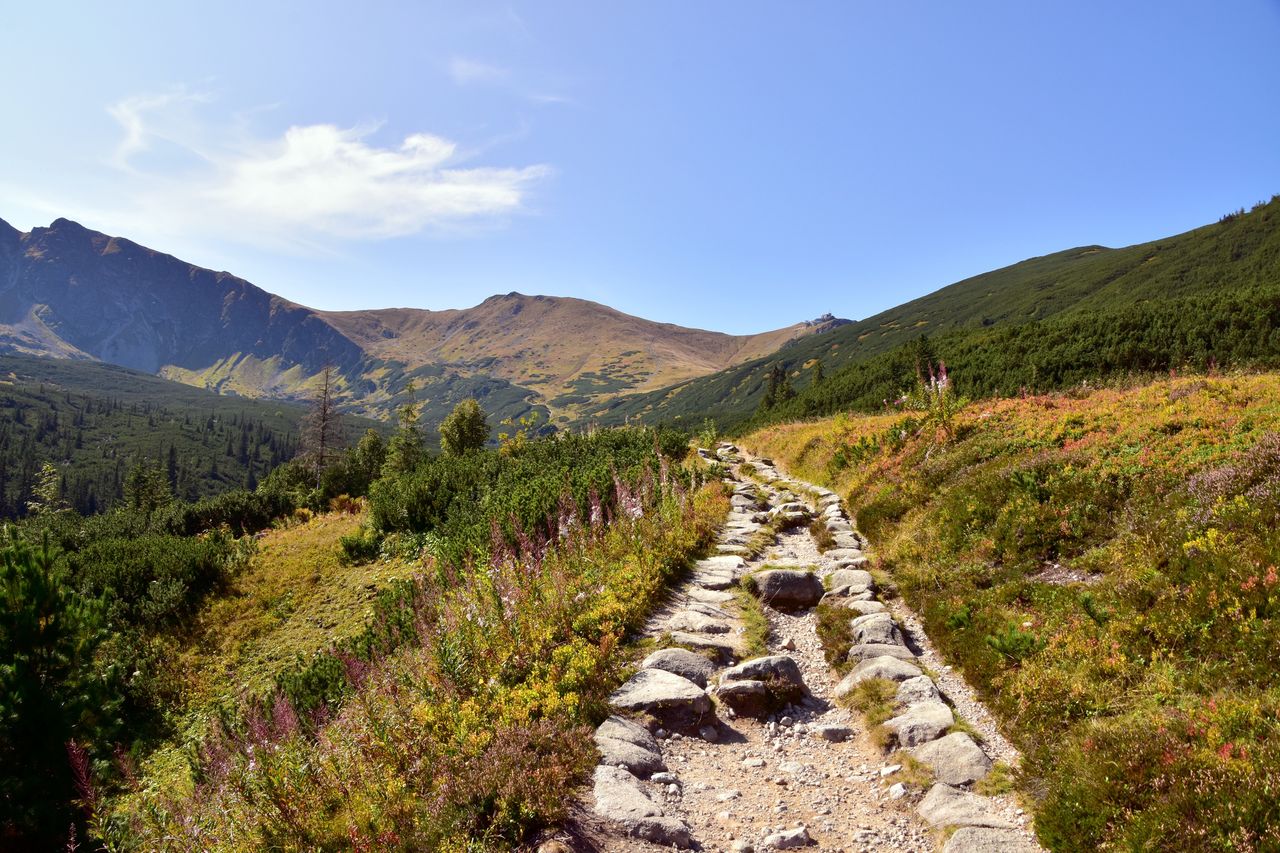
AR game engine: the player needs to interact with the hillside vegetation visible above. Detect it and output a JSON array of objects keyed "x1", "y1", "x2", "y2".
[
  {"x1": 593, "y1": 195, "x2": 1280, "y2": 430},
  {"x1": 0, "y1": 354, "x2": 327, "y2": 516},
  {"x1": 746, "y1": 373, "x2": 1280, "y2": 850},
  {"x1": 0, "y1": 407, "x2": 722, "y2": 850}
]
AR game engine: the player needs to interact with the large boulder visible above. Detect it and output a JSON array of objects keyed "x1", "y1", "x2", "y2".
[
  {"x1": 884, "y1": 700, "x2": 955, "y2": 747},
  {"x1": 917, "y1": 784, "x2": 1015, "y2": 830},
  {"x1": 609, "y1": 669, "x2": 711, "y2": 725},
  {"x1": 751, "y1": 570, "x2": 824, "y2": 610},
  {"x1": 833, "y1": 655, "x2": 923, "y2": 698},
  {"x1": 641, "y1": 647, "x2": 717, "y2": 688},
  {"x1": 910, "y1": 732, "x2": 992, "y2": 786}
]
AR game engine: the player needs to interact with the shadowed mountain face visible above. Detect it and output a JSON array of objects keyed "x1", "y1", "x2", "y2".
[{"x1": 0, "y1": 217, "x2": 844, "y2": 426}]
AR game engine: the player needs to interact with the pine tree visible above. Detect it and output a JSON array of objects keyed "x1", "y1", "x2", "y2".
[
  {"x1": 0, "y1": 532, "x2": 116, "y2": 842},
  {"x1": 440, "y1": 398, "x2": 490, "y2": 456}
]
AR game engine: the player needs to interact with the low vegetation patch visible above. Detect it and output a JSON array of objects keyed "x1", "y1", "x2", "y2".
[{"x1": 749, "y1": 373, "x2": 1280, "y2": 849}]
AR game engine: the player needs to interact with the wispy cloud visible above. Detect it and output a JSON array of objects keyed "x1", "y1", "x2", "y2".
[
  {"x1": 85, "y1": 92, "x2": 550, "y2": 250},
  {"x1": 447, "y1": 57, "x2": 508, "y2": 85}
]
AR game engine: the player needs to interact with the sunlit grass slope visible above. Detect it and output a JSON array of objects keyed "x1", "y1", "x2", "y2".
[{"x1": 747, "y1": 373, "x2": 1280, "y2": 851}]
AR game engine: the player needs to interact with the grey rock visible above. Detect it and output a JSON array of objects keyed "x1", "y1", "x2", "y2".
[
  {"x1": 917, "y1": 783, "x2": 1015, "y2": 830},
  {"x1": 751, "y1": 570, "x2": 825, "y2": 610},
  {"x1": 633, "y1": 816, "x2": 693, "y2": 848},
  {"x1": 696, "y1": 555, "x2": 746, "y2": 572},
  {"x1": 609, "y1": 669, "x2": 712, "y2": 720},
  {"x1": 595, "y1": 735, "x2": 666, "y2": 777},
  {"x1": 943, "y1": 827, "x2": 1040, "y2": 852},
  {"x1": 846, "y1": 642, "x2": 916, "y2": 662},
  {"x1": 592, "y1": 765, "x2": 660, "y2": 822},
  {"x1": 715, "y1": 679, "x2": 770, "y2": 716},
  {"x1": 831, "y1": 556, "x2": 870, "y2": 569},
  {"x1": 717, "y1": 545, "x2": 752, "y2": 556},
  {"x1": 850, "y1": 612, "x2": 905, "y2": 646},
  {"x1": 813, "y1": 724, "x2": 853, "y2": 742},
  {"x1": 699, "y1": 725, "x2": 720, "y2": 742},
  {"x1": 829, "y1": 568, "x2": 874, "y2": 589},
  {"x1": 833, "y1": 656, "x2": 923, "y2": 699},
  {"x1": 667, "y1": 631, "x2": 738, "y2": 660},
  {"x1": 896, "y1": 675, "x2": 942, "y2": 705},
  {"x1": 888, "y1": 782, "x2": 908, "y2": 799},
  {"x1": 910, "y1": 732, "x2": 992, "y2": 785},
  {"x1": 720, "y1": 654, "x2": 805, "y2": 689},
  {"x1": 884, "y1": 700, "x2": 955, "y2": 747},
  {"x1": 843, "y1": 599, "x2": 887, "y2": 616},
  {"x1": 824, "y1": 548, "x2": 864, "y2": 561},
  {"x1": 666, "y1": 610, "x2": 734, "y2": 634},
  {"x1": 685, "y1": 587, "x2": 736, "y2": 604},
  {"x1": 692, "y1": 572, "x2": 736, "y2": 590},
  {"x1": 596, "y1": 714, "x2": 660, "y2": 752},
  {"x1": 641, "y1": 647, "x2": 718, "y2": 688},
  {"x1": 762, "y1": 826, "x2": 812, "y2": 849}
]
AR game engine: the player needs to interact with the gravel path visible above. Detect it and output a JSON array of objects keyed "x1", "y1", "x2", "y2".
[{"x1": 561, "y1": 446, "x2": 1042, "y2": 853}]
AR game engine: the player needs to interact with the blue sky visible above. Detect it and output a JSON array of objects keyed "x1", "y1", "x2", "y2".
[{"x1": 2, "y1": 2, "x2": 1279, "y2": 334}]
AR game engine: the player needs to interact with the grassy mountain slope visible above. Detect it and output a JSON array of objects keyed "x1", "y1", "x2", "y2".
[
  {"x1": 746, "y1": 374, "x2": 1280, "y2": 850},
  {"x1": 588, "y1": 196, "x2": 1280, "y2": 429},
  {"x1": 0, "y1": 216, "x2": 843, "y2": 426}
]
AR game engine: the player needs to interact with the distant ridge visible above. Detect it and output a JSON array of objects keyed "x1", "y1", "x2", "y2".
[{"x1": 0, "y1": 216, "x2": 847, "y2": 427}]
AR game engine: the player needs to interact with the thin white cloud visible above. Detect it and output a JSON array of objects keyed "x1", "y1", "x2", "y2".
[
  {"x1": 447, "y1": 57, "x2": 508, "y2": 85},
  {"x1": 89, "y1": 92, "x2": 549, "y2": 249},
  {"x1": 207, "y1": 124, "x2": 548, "y2": 239}
]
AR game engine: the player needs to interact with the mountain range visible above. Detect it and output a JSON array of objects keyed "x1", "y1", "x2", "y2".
[{"x1": 0, "y1": 216, "x2": 848, "y2": 427}]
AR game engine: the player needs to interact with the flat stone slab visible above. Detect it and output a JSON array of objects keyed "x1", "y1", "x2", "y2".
[
  {"x1": 917, "y1": 783, "x2": 1015, "y2": 830},
  {"x1": 829, "y1": 568, "x2": 874, "y2": 589},
  {"x1": 692, "y1": 573, "x2": 736, "y2": 590},
  {"x1": 596, "y1": 714, "x2": 660, "y2": 752},
  {"x1": 696, "y1": 555, "x2": 746, "y2": 573},
  {"x1": 717, "y1": 545, "x2": 751, "y2": 556},
  {"x1": 910, "y1": 732, "x2": 992, "y2": 786},
  {"x1": 831, "y1": 556, "x2": 871, "y2": 569},
  {"x1": 885, "y1": 700, "x2": 955, "y2": 747},
  {"x1": 610, "y1": 669, "x2": 711, "y2": 718},
  {"x1": 641, "y1": 647, "x2": 718, "y2": 688},
  {"x1": 667, "y1": 631, "x2": 738, "y2": 660},
  {"x1": 839, "y1": 655, "x2": 923, "y2": 688},
  {"x1": 896, "y1": 675, "x2": 942, "y2": 705},
  {"x1": 943, "y1": 827, "x2": 1040, "y2": 852},
  {"x1": 843, "y1": 599, "x2": 887, "y2": 616},
  {"x1": 824, "y1": 548, "x2": 864, "y2": 561},
  {"x1": 595, "y1": 734, "x2": 666, "y2": 777},
  {"x1": 665, "y1": 610, "x2": 733, "y2": 634},
  {"x1": 846, "y1": 642, "x2": 916, "y2": 662},
  {"x1": 685, "y1": 587, "x2": 735, "y2": 604},
  {"x1": 593, "y1": 765, "x2": 661, "y2": 823}
]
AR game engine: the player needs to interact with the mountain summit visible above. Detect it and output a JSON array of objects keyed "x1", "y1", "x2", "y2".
[{"x1": 0, "y1": 216, "x2": 846, "y2": 426}]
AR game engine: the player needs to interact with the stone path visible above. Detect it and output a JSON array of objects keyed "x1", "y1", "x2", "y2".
[{"x1": 568, "y1": 444, "x2": 1043, "y2": 852}]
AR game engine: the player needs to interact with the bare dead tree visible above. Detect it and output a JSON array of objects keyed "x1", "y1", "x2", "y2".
[{"x1": 299, "y1": 364, "x2": 344, "y2": 487}]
